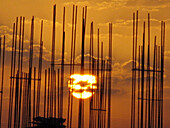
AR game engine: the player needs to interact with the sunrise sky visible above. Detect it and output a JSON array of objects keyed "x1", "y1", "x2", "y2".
[{"x1": 0, "y1": 0, "x2": 170, "y2": 128}]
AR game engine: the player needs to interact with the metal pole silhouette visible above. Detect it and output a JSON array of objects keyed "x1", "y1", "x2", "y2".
[
  {"x1": 8, "y1": 23, "x2": 15, "y2": 128},
  {"x1": 60, "y1": 7, "x2": 65, "y2": 118},
  {"x1": 0, "y1": 36, "x2": 5, "y2": 127},
  {"x1": 131, "y1": 11, "x2": 165, "y2": 128},
  {"x1": 50, "y1": 4, "x2": 56, "y2": 118}
]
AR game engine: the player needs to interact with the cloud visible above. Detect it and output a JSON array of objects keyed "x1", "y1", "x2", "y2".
[
  {"x1": 95, "y1": 1, "x2": 126, "y2": 10},
  {"x1": 165, "y1": 50, "x2": 170, "y2": 60},
  {"x1": 63, "y1": 0, "x2": 170, "y2": 12},
  {"x1": 25, "y1": 17, "x2": 62, "y2": 27},
  {"x1": 0, "y1": 26, "x2": 13, "y2": 36},
  {"x1": 126, "y1": 0, "x2": 170, "y2": 7},
  {"x1": 64, "y1": 1, "x2": 90, "y2": 7},
  {"x1": 112, "y1": 60, "x2": 132, "y2": 81}
]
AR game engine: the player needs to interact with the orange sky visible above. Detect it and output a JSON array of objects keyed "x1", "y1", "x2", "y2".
[{"x1": 0, "y1": 0, "x2": 170, "y2": 128}]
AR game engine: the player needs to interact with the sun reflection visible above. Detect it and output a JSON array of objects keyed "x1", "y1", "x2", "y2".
[{"x1": 68, "y1": 74, "x2": 97, "y2": 99}]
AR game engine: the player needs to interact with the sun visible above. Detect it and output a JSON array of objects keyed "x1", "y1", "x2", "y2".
[{"x1": 68, "y1": 74, "x2": 97, "y2": 99}]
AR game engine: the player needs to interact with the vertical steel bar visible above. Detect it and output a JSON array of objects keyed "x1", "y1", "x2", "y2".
[
  {"x1": 108, "y1": 23, "x2": 112, "y2": 128},
  {"x1": 70, "y1": 6, "x2": 78, "y2": 126},
  {"x1": 161, "y1": 22, "x2": 165, "y2": 128},
  {"x1": 151, "y1": 36, "x2": 156, "y2": 127},
  {"x1": 51, "y1": 4, "x2": 56, "y2": 118},
  {"x1": 67, "y1": 5, "x2": 75, "y2": 128},
  {"x1": 141, "y1": 22, "x2": 145, "y2": 128},
  {"x1": 137, "y1": 46, "x2": 141, "y2": 128},
  {"x1": 47, "y1": 68, "x2": 50, "y2": 118},
  {"x1": 33, "y1": 67, "x2": 36, "y2": 122},
  {"x1": 78, "y1": 7, "x2": 85, "y2": 128},
  {"x1": 157, "y1": 46, "x2": 160, "y2": 128},
  {"x1": 10, "y1": 18, "x2": 18, "y2": 128},
  {"x1": 54, "y1": 70, "x2": 56, "y2": 118},
  {"x1": 97, "y1": 28, "x2": 100, "y2": 128},
  {"x1": 44, "y1": 69, "x2": 47, "y2": 118},
  {"x1": 131, "y1": 12, "x2": 135, "y2": 128},
  {"x1": 155, "y1": 45, "x2": 158, "y2": 128},
  {"x1": 0, "y1": 36, "x2": 5, "y2": 127},
  {"x1": 8, "y1": 23, "x2": 15, "y2": 128},
  {"x1": 57, "y1": 69, "x2": 60, "y2": 118},
  {"x1": 36, "y1": 20, "x2": 43, "y2": 117},
  {"x1": 28, "y1": 16, "x2": 34, "y2": 126},
  {"x1": 17, "y1": 17, "x2": 25, "y2": 128},
  {"x1": 133, "y1": 10, "x2": 138, "y2": 128},
  {"x1": 60, "y1": 6, "x2": 65, "y2": 118},
  {"x1": 148, "y1": 13, "x2": 151, "y2": 128},
  {"x1": 158, "y1": 21, "x2": 163, "y2": 128},
  {"x1": 89, "y1": 21, "x2": 93, "y2": 128}
]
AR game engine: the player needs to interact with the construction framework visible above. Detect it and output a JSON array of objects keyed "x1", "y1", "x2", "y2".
[
  {"x1": 131, "y1": 11, "x2": 165, "y2": 128},
  {"x1": 6, "y1": 16, "x2": 44, "y2": 128},
  {"x1": 0, "y1": 4, "x2": 114, "y2": 128}
]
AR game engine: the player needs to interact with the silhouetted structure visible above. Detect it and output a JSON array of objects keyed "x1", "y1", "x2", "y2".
[
  {"x1": 7, "y1": 16, "x2": 43, "y2": 128},
  {"x1": 28, "y1": 116, "x2": 66, "y2": 128},
  {"x1": 0, "y1": 4, "x2": 114, "y2": 128},
  {"x1": 0, "y1": 36, "x2": 6, "y2": 126},
  {"x1": 131, "y1": 11, "x2": 165, "y2": 128}
]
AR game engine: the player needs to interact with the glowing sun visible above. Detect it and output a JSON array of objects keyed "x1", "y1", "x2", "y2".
[{"x1": 68, "y1": 74, "x2": 97, "y2": 99}]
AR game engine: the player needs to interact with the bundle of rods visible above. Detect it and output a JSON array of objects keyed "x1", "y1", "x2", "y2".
[
  {"x1": 0, "y1": 4, "x2": 115, "y2": 128},
  {"x1": 131, "y1": 11, "x2": 165, "y2": 128},
  {"x1": 88, "y1": 23, "x2": 112, "y2": 128},
  {"x1": 7, "y1": 15, "x2": 43, "y2": 128}
]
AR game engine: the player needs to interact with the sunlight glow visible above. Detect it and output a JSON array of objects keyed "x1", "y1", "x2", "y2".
[{"x1": 68, "y1": 74, "x2": 97, "y2": 99}]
